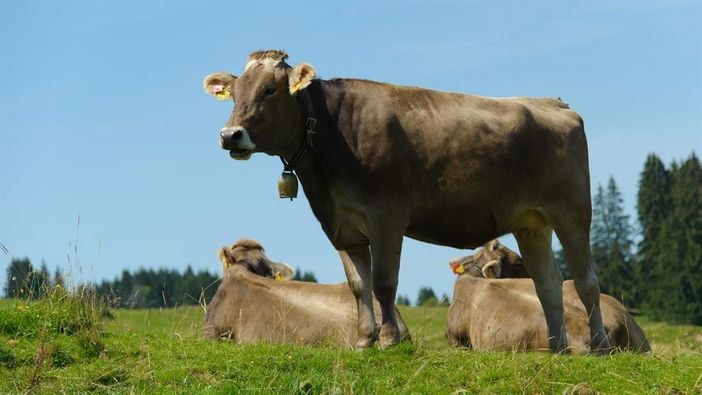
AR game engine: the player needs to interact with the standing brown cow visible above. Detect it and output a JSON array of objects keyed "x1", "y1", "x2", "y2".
[{"x1": 202, "y1": 50, "x2": 611, "y2": 352}]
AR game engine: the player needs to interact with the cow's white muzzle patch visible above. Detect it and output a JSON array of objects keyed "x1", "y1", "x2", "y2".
[{"x1": 220, "y1": 126, "x2": 256, "y2": 160}]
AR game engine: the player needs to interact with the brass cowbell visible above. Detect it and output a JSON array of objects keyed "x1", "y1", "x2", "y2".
[{"x1": 278, "y1": 171, "x2": 298, "y2": 200}]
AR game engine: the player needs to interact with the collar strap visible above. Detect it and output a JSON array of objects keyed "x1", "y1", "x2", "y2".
[{"x1": 279, "y1": 88, "x2": 318, "y2": 171}]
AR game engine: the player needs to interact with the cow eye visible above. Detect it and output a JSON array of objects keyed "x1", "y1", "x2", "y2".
[{"x1": 262, "y1": 87, "x2": 276, "y2": 99}]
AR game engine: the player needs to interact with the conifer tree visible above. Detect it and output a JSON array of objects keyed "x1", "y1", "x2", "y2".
[
  {"x1": 416, "y1": 287, "x2": 438, "y2": 306},
  {"x1": 5, "y1": 258, "x2": 34, "y2": 298},
  {"x1": 292, "y1": 270, "x2": 318, "y2": 283},
  {"x1": 53, "y1": 268, "x2": 66, "y2": 289},
  {"x1": 636, "y1": 154, "x2": 671, "y2": 307},
  {"x1": 655, "y1": 155, "x2": 702, "y2": 323},
  {"x1": 590, "y1": 177, "x2": 636, "y2": 304},
  {"x1": 37, "y1": 262, "x2": 50, "y2": 297},
  {"x1": 396, "y1": 295, "x2": 411, "y2": 306},
  {"x1": 674, "y1": 154, "x2": 702, "y2": 324}
]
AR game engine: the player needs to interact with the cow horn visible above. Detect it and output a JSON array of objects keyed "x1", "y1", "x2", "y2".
[{"x1": 481, "y1": 260, "x2": 501, "y2": 278}]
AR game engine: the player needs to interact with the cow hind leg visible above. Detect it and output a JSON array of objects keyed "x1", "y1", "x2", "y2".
[
  {"x1": 552, "y1": 215, "x2": 612, "y2": 354},
  {"x1": 513, "y1": 226, "x2": 568, "y2": 353},
  {"x1": 339, "y1": 247, "x2": 378, "y2": 349},
  {"x1": 369, "y1": 225, "x2": 404, "y2": 349}
]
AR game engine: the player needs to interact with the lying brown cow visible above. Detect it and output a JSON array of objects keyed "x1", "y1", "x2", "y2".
[
  {"x1": 447, "y1": 241, "x2": 651, "y2": 353},
  {"x1": 204, "y1": 239, "x2": 410, "y2": 347},
  {"x1": 203, "y1": 50, "x2": 611, "y2": 352}
]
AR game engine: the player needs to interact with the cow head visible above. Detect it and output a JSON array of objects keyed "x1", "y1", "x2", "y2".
[
  {"x1": 449, "y1": 240, "x2": 530, "y2": 279},
  {"x1": 203, "y1": 50, "x2": 316, "y2": 160},
  {"x1": 218, "y1": 239, "x2": 294, "y2": 280}
]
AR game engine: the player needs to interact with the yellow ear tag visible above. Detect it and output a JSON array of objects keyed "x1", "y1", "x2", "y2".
[
  {"x1": 274, "y1": 272, "x2": 284, "y2": 281},
  {"x1": 290, "y1": 81, "x2": 302, "y2": 94},
  {"x1": 216, "y1": 88, "x2": 231, "y2": 101},
  {"x1": 451, "y1": 263, "x2": 465, "y2": 274}
]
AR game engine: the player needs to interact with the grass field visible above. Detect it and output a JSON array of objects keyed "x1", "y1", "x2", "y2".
[{"x1": 1, "y1": 297, "x2": 701, "y2": 394}]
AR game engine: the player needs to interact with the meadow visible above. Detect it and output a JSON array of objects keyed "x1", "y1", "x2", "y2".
[{"x1": 0, "y1": 295, "x2": 701, "y2": 394}]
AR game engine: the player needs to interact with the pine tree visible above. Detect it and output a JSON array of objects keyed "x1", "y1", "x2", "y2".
[
  {"x1": 636, "y1": 154, "x2": 671, "y2": 309},
  {"x1": 53, "y1": 268, "x2": 66, "y2": 289},
  {"x1": 656, "y1": 155, "x2": 702, "y2": 323},
  {"x1": 4, "y1": 258, "x2": 34, "y2": 298},
  {"x1": 674, "y1": 154, "x2": 702, "y2": 324},
  {"x1": 416, "y1": 287, "x2": 438, "y2": 306},
  {"x1": 37, "y1": 262, "x2": 51, "y2": 298},
  {"x1": 198, "y1": 270, "x2": 220, "y2": 305},
  {"x1": 590, "y1": 178, "x2": 636, "y2": 304},
  {"x1": 119, "y1": 270, "x2": 134, "y2": 306},
  {"x1": 396, "y1": 295, "x2": 411, "y2": 306},
  {"x1": 182, "y1": 266, "x2": 197, "y2": 304},
  {"x1": 292, "y1": 270, "x2": 318, "y2": 283},
  {"x1": 439, "y1": 293, "x2": 451, "y2": 306}
]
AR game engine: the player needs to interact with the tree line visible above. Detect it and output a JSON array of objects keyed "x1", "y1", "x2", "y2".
[
  {"x1": 3, "y1": 258, "x2": 65, "y2": 299},
  {"x1": 396, "y1": 287, "x2": 450, "y2": 307},
  {"x1": 4, "y1": 261, "x2": 319, "y2": 309}
]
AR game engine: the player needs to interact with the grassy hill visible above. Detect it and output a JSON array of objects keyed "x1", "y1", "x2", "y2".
[{"x1": 1, "y1": 297, "x2": 701, "y2": 393}]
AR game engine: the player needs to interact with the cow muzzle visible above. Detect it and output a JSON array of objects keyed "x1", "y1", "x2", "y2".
[{"x1": 220, "y1": 126, "x2": 256, "y2": 160}]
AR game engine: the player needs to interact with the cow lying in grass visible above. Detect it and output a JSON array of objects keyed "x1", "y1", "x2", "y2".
[
  {"x1": 446, "y1": 240, "x2": 651, "y2": 353},
  {"x1": 204, "y1": 239, "x2": 411, "y2": 347}
]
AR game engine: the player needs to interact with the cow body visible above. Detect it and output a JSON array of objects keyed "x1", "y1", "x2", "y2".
[
  {"x1": 446, "y1": 241, "x2": 649, "y2": 353},
  {"x1": 205, "y1": 265, "x2": 411, "y2": 347},
  {"x1": 204, "y1": 238, "x2": 410, "y2": 347},
  {"x1": 447, "y1": 277, "x2": 651, "y2": 353},
  {"x1": 203, "y1": 50, "x2": 611, "y2": 352},
  {"x1": 292, "y1": 79, "x2": 584, "y2": 250}
]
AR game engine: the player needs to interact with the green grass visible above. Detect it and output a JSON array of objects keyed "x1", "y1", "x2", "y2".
[{"x1": 1, "y1": 300, "x2": 701, "y2": 394}]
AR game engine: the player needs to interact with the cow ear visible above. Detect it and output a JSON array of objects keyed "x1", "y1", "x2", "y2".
[
  {"x1": 203, "y1": 72, "x2": 237, "y2": 101},
  {"x1": 482, "y1": 260, "x2": 502, "y2": 278},
  {"x1": 218, "y1": 247, "x2": 235, "y2": 272},
  {"x1": 270, "y1": 262, "x2": 295, "y2": 280},
  {"x1": 288, "y1": 63, "x2": 316, "y2": 95},
  {"x1": 504, "y1": 248, "x2": 523, "y2": 266}
]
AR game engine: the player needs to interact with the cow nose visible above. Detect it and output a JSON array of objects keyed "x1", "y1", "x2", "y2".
[{"x1": 220, "y1": 128, "x2": 243, "y2": 149}]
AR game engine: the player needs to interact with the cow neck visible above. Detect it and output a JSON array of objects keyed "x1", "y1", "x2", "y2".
[
  {"x1": 288, "y1": 82, "x2": 345, "y2": 243},
  {"x1": 276, "y1": 87, "x2": 320, "y2": 200},
  {"x1": 279, "y1": 89, "x2": 317, "y2": 172}
]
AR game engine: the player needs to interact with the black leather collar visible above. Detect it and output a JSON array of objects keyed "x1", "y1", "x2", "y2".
[{"x1": 279, "y1": 88, "x2": 317, "y2": 172}]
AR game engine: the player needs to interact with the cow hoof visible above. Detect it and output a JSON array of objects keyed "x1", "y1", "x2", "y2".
[
  {"x1": 354, "y1": 336, "x2": 377, "y2": 350},
  {"x1": 378, "y1": 325, "x2": 401, "y2": 349},
  {"x1": 379, "y1": 337, "x2": 400, "y2": 349},
  {"x1": 591, "y1": 346, "x2": 615, "y2": 356},
  {"x1": 590, "y1": 335, "x2": 614, "y2": 355}
]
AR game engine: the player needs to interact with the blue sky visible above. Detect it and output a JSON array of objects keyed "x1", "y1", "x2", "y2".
[{"x1": 1, "y1": 0, "x2": 700, "y2": 300}]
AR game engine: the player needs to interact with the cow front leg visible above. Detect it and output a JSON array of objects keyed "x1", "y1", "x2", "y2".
[
  {"x1": 368, "y1": 226, "x2": 404, "y2": 349},
  {"x1": 338, "y1": 246, "x2": 378, "y2": 349},
  {"x1": 514, "y1": 227, "x2": 569, "y2": 352}
]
